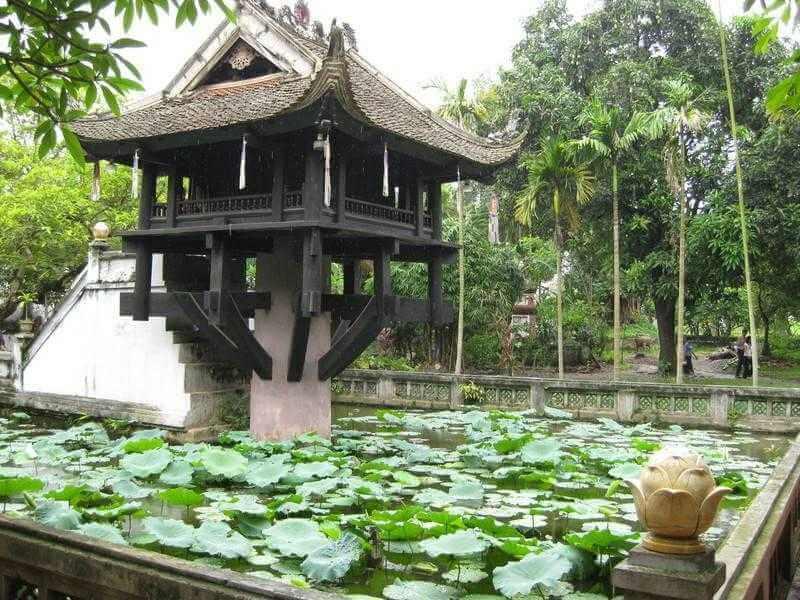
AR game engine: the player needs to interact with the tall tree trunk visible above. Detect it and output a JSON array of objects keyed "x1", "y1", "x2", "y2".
[
  {"x1": 612, "y1": 162, "x2": 621, "y2": 381},
  {"x1": 655, "y1": 296, "x2": 676, "y2": 374},
  {"x1": 554, "y1": 190, "x2": 564, "y2": 379},
  {"x1": 675, "y1": 128, "x2": 688, "y2": 384},
  {"x1": 454, "y1": 177, "x2": 465, "y2": 375},
  {"x1": 717, "y1": 6, "x2": 760, "y2": 386}
]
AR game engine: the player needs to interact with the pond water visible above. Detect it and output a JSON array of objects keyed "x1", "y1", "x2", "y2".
[{"x1": 0, "y1": 406, "x2": 790, "y2": 600}]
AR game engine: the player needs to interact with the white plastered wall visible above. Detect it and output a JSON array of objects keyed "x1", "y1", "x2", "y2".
[{"x1": 20, "y1": 251, "x2": 190, "y2": 427}]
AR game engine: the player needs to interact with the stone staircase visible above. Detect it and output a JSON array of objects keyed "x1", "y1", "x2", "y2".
[{"x1": 170, "y1": 328, "x2": 252, "y2": 430}]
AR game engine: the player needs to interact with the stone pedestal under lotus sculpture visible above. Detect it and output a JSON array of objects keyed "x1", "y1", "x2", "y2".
[{"x1": 611, "y1": 448, "x2": 731, "y2": 600}]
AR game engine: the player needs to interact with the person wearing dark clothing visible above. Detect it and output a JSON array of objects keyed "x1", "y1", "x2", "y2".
[
  {"x1": 743, "y1": 336, "x2": 753, "y2": 379},
  {"x1": 683, "y1": 341, "x2": 697, "y2": 376},
  {"x1": 735, "y1": 333, "x2": 747, "y2": 378}
]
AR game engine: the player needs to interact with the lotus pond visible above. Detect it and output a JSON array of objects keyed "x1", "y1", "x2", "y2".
[{"x1": 0, "y1": 406, "x2": 789, "y2": 600}]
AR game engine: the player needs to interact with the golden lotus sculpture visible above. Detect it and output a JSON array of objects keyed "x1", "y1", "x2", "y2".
[{"x1": 625, "y1": 447, "x2": 731, "y2": 555}]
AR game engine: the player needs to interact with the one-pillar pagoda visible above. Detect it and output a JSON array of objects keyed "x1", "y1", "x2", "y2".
[{"x1": 71, "y1": 1, "x2": 523, "y2": 439}]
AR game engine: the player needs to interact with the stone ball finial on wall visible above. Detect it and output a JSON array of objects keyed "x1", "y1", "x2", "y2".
[
  {"x1": 625, "y1": 447, "x2": 731, "y2": 555},
  {"x1": 93, "y1": 222, "x2": 110, "y2": 241}
]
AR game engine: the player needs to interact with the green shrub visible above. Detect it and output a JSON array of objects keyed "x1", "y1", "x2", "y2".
[
  {"x1": 460, "y1": 381, "x2": 487, "y2": 405},
  {"x1": 352, "y1": 353, "x2": 414, "y2": 372},
  {"x1": 463, "y1": 333, "x2": 501, "y2": 371}
]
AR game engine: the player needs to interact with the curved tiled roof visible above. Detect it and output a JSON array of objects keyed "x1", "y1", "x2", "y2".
[{"x1": 72, "y1": 25, "x2": 523, "y2": 168}]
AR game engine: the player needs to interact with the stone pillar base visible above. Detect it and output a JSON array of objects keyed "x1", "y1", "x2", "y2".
[
  {"x1": 249, "y1": 242, "x2": 331, "y2": 441},
  {"x1": 612, "y1": 545, "x2": 725, "y2": 600}
]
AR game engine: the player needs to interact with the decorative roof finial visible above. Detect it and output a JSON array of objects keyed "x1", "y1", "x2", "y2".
[{"x1": 327, "y1": 18, "x2": 345, "y2": 59}]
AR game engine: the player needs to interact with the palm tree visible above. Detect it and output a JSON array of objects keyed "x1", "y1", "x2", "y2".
[
  {"x1": 515, "y1": 136, "x2": 596, "y2": 379},
  {"x1": 642, "y1": 80, "x2": 710, "y2": 384},
  {"x1": 717, "y1": 3, "x2": 760, "y2": 387},
  {"x1": 573, "y1": 99, "x2": 648, "y2": 381},
  {"x1": 426, "y1": 78, "x2": 487, "y2": 375}
]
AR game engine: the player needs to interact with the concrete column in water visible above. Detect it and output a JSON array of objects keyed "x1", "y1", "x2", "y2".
[{"x1": 249, "y1": 239, "x2": 331, "y2": 440}]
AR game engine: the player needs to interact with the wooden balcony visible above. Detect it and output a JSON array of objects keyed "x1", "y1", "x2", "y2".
[{"x1": 149, "y1": 191, "x2": 433, "y2": 238}]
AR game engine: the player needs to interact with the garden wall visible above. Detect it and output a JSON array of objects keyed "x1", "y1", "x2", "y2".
[{"x1": 333, "y1": 369, "x2": 800, "y2": 432}]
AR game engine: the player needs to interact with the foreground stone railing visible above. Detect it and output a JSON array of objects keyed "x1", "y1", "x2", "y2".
[
  {"x1": 715, "y1": 433, "x2": 800, "y2": 599},
  {"x1": 333, "y1": 369, "x2": 800, "y2": 431},
  {"x1": 0, "y1": 514, "x2": 335, "y2": 600}
]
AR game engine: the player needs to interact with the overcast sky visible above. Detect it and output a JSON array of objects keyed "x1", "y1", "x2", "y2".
[{"x1": 121, "y1": 0, "x2": 750, "y2": 108}]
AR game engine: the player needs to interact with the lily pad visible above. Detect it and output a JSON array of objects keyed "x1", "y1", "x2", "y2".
[
  {"x1": 492, "y1": 552, "x2": 571, "y2": 598},
  {"x1": 301, "y1": 533, "x2": 362, "y2": 582},
  {"x1": 420, "y1": 530, "x2": 490, "y2": 557},
  {"x1": 120, "y1": 449, "x2": 172, "y2": 478},
  {"x1": 143, "y1": 517, "x2": 195, "y2": 549},
  {"x1": 263, "y1": 518, "x2": 329, "y2": 557},
  {"x1": 382, "y1": 580, "x2": 458, "y2": 600},
  {"x1": 192, "y1": 521, "x2": 252, "y2": 559},
  {"x1": 201, "y1": 448, "x2": 248, "y2": 479},
  {"x1": 79, "y1": 522, "x2": 127, "y2": 545}
]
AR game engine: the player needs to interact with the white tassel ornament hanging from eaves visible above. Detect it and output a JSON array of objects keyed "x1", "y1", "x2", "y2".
[
  {"x1": 382, "y1": 142, "x2": 389, "y2": 197},
  {"x1": 131, "y1": 149, "x2": 140, "y2": 198},
  {"x1": 323, "y1": 132, "x2": 332, "y2": 207},
  {"x1": 239, "y1": 135, "x2": 248, "y2": 190},
  {"x1": 91, "y1": 162, "x2": 101, "y2": 202}
]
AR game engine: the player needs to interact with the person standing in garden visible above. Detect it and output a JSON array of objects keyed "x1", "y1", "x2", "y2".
[
  {"x1": 743, "y1": 336, "x2": 754, "y2": 379},
  {"x1": 683, "y1": 340, "x2": 697, "y2": 376},
  {"x1": 735, "y1": 332, "x2": 747, "y2": 378}
]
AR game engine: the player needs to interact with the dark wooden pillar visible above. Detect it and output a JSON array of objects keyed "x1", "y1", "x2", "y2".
[
  {"x1": 166, "y1": 167, "x2": 180, "y2": 228},
  {"x1": 303, "y1": 141, "x2": 323, "y2": 221},
  {"x1": 429, "y1": 181, "x2": 442, "y2": 240},
  {"x1": 133, "y1": 164, "x2": 157, "y2": 321},
  {"x1": 300, "y1": 228, "x2": 323, "y2": 316},
  {"x1": 343, "y1": 260, "x2": 362, "y2": 295},
  {"x1": 428, "y1": 257, "x2": 444, "y2": 326},
  {"x1": 336, "y1": 156, "x2": 347, "y2": 223},
  {"x1": 206, "y1": 232, "x2": 233, "y2": 325},
  {"x1": 137, "y1": 163, "x2": 157, "y2": 230},
  {"x1": 271, "y1": 145, "x2": 285, "y2": 222}
]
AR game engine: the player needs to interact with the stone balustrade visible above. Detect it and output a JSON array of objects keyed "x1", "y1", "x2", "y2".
[{"x1": 333, "y1": 369, "x2": 800, "y2": 431}]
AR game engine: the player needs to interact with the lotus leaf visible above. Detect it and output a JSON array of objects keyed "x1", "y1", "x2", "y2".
[
  {"x1": 392, "y1": 471, "x2": 421, "y2": 487},
  {"x1": 0, "y1": 476, "x2": 44, "y2": 500},
  {"x1": 158, "y1": 487, "x2": 204, "y2": 508},
  {"x1": 143, "y1": 517, "x2": 195, "y2": 548},
  {"x1": 263, "y1": 518, "x2": 329, "y2": 557},
  {"x1": 122, "y1": 438, "x2": 164, "y2": 454},
  {"x1": 34, "y1": 501, "x2": 81, "y2": 530},
  {"x1": 492, "y1": 552, "x2": 571, "y2": 598},
  {"x1": 520, "y1": 439, "x2": 563, "y2": 465},
  {"x1": 291, "y1": 461, "x2": 337, "y2": 482},
  {"x1": 245, "y1": 460, "x2": 291, "y2": 487},
  {"x1": 382, "y1": 580, "x2": 457, "y2": 600},
  {"x1": 420, "y1": 530, "x2": 490, "y2": 557},
  {"x1": 608, "y1": 463, "x2": 642, "y2": 480},
  {"x1": 79, "y1": 522, "x2": 127, "y2": 545},
  {"x1": 442, "y1": 566, "x2": 488, "y2": 584},
  {"x1": 564, "y1": 529, "x2": 637, "y2": 557},
  {"x1": 111, "y1": 478, "x2": 151, "y2": 499},
  {"x1": 159, "y1": 461, "x2": 194, "y2": 486},
  {"x1": 201, "y1": 448, "x2": 248, "y2": 478},
  {"x1": 450, "y1": 481, "x2": 484, "y2": 507},
  {"x1": 301, "y1": 533, "x2": 362, "y2": 582},
  {"x1": 120, "y1": 449, "x2": 171, "y2": 478},
  {"x1": 192, "y1": 521, "x2": 252, "y2": 558}
]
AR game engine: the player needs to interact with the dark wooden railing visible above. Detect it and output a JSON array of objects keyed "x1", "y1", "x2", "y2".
[
  {"x1": 285, "y1": 190, "x2": 303, "y2": 209},
  {"x1": 178, "y1": 193, "x2": 272, "y2": 216},
  {"x1": 0, "y1": 514, "x2": 335, "y2": 600},
  {"x1": 345, "y1": 197, "x2": 415, "y2": 226},
  {"x1": 149, "y1": 190, "x2": 434, "y2": 234}
]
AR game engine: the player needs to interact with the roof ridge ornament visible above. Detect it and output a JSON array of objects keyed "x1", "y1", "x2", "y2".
[{"x1": 327, "y1": 19, "x2": 345, "y2": 59}]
